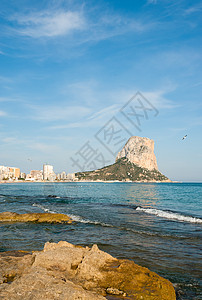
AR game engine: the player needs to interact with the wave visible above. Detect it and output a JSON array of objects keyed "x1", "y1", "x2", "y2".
[
  {"x1": 32, "y1": 203, "x2": 56, "y2": 214},
  {"x1": 32, "y1": 203, "x2": 113, "y2": 228},
  {"x1": 136, "y1": 207, "x2": 202, "y2": 224},
  {"x1": 67, "y1": 213, "x2": 114, "y2": 227}
]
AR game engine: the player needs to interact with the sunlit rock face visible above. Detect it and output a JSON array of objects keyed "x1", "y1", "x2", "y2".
[
  {"x1": 116, "y1": 136, "x2": 158, "y2": 171},
  {"x1": 0, "y1": 241, "x2": 176, "y2": 300}
]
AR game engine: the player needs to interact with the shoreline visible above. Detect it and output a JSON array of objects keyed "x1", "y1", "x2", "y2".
[{"x1": 0, "y1": 179, "x2": 178, "y2": 184}]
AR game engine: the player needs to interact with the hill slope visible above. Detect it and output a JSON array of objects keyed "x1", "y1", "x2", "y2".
[{"x1": 75, "y1": 158, "x2": 170, "y2": 182}]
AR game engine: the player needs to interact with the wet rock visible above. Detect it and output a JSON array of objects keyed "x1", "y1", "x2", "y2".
[{"x1": 0, "y1": 212, "x2": 72, "y2": 224}]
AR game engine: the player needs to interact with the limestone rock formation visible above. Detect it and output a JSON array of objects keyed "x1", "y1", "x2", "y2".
[
  {"x1": 75, "y1": 136, "x2": 171, "y2": 181},
  {"x1": 0, "y1": 241, "x2": 176, "y2": 300},
  {"x1": 0, "y1": 212, "x2": 72, "y2": 224},
  {"x1": 116, "y1": 136, "x2": 158, "y2": 171}
]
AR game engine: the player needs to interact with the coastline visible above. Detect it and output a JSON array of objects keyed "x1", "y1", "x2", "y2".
[{"x1": 0, "y1": 179, "x2": 175, "y2": 184}]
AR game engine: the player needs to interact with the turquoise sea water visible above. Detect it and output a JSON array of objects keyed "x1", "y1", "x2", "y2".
[{"x1": 0, "y1": 182, "x2": 201, "y2": 299}]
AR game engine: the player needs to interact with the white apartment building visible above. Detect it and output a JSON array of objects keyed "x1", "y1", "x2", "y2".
[
  {"x1": 60, "y1": 171, "x2": 67, "y2": 180},
  {"x1": 43, "y1": 164, "x2": 56, "y2": 181},
  {"x1": 0, "y1": 165, "x2": 20, "y2": 180},
  {"x1": 66, "y1": 173, "x2": 76, "y2": 181}
]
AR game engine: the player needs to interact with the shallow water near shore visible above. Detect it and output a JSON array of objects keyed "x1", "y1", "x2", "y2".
[{"x1": 0, "y1": 182, "x2": 201, "y2": 299}]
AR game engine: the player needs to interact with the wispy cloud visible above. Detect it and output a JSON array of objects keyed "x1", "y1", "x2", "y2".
[
  {"x1": 10, "y1": 10, "x2": 85, "y2": 38},
  {"x1": 29, "y1": 142, "x2": 61, "y2": 153},
  {"x1": 47, "y1": 104, "x2": 119, "y2": 130},
  {"x1": 142, "y1": 89, "x2": 178, "y2": 109},
  {"x1": 191, "y1": 81, "x2": 202, "y2": 88},
  {"x1": 47, "y1": 86, "x2": 176, "y2": 130},
  {"x1": 0, "y1": 110, "x2": 7, "y2": 117},
  {"x1": 2, "y1": 137, "x2": 18, "y2": 143},
  {"x1": 30, "y1": 104, "x2": 91, "y2": 121},
  {"x1": 87, "y1": 104, "x2": 119, "y2": 121},
  {"x1": 147, "y1": 0, "x2": 157, "y2": 4},
  {"x1": 7, "y1": 6, "x2": 154, "y2": 42},
  {"x1": 89, "y1": 13, "x2": 152, "y2": 41},
  {"x1": 184, "y1": 4, "x2": 202, "y2": 15},
  {"x1": 0, "y1": 96, "x2": 25, "y2": 103}
]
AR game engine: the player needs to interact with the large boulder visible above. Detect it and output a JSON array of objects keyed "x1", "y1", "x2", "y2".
[{"x1": 0, "y1": 241, "x2": 176, "y2": 299}]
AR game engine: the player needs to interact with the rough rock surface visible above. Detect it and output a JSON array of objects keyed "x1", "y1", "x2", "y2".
[
  {"x1": 0, "y1": 241, "x2": 176, "y2": 300},
  {"x1": 0, "y1": 212, "x2": 72, "y2": 224},
  {"x1": 116, "y1": 136, "x2": 158, "y2": 171}
]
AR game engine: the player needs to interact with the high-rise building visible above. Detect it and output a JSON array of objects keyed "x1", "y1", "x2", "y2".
[
  {"x1": 60, "y1": 171, "x2": 66, "y2": 180},
  {"x1": 43, "y1": 164, "x2": 55, "y2": 181},
  {"x1": 13, "y1": 168, "x2": 20, "y2": 178}
]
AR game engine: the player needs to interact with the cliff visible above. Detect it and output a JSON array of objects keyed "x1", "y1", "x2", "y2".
[
  {"x1": 116, "y1": 136, "x2": 158, "y2": 170},
  {"x1": 0, "y1": 240, "x2": 176, "y2": 299}
]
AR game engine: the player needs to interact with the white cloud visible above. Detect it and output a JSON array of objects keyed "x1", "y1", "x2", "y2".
[
  {"x1": 8, "y1": 6, "x2": 154, "y2": 42},
  {"x1": 0, "y1": 110, "x2": 7, "y2": 117},
  {"x1": 12, "y1": 10, "x2": 85, "y2": 38}
]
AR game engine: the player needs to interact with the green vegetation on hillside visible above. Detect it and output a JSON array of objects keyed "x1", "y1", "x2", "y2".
[{"x1": 75, "y1": 158, "x2": 170, "y2": 182}]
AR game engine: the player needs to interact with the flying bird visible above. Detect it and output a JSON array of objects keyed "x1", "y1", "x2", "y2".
[
  {"x1": 28, "y1": 158, "x2": 32, "y2": 162},
  {"x1": 182, "y1": 135, "x2": 187, "y2": 140}
]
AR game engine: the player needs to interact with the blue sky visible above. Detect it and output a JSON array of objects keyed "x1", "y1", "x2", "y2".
[{"x1": 0, "y1": 0, "x2": 202, "y2": 181}]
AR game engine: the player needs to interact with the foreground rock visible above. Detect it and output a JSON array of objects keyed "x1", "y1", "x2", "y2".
[
  {"x1": 0, "y1": 212, "x2": 72, "y2": 224},
  {"x1": 0, "y1": 241, "x2": 176, "y2": 300}
]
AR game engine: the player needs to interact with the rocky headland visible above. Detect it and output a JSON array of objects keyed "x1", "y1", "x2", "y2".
[
  {"x1": 0, "y1": 212, "x2": 72, "y2": 224},
  {"x1": 0, "y1": 240, "x2": 176, "y2": 300},
  {"x1": 76, "y1": 136, "x2": 170, "y2": 182},
  {"x1": 116, "y1": 136, "x2": 158, "y2": 170}
]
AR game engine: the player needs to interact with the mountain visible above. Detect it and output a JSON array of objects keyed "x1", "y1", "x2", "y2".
[{"x1": 75, "y1": 136, "x2": 171, "y2": 182}]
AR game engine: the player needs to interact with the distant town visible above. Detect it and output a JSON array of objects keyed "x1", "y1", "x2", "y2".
[{"x1": 0, "y1": 164, "x2": 76, "y2": 182}]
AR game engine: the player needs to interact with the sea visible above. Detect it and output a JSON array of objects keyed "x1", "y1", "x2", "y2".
[{"x1": 0, "y1": 182, "x2": 201, "y2": 299}]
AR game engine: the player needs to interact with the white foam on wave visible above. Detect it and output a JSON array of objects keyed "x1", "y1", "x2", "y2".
[
  {"x1": 67, "y1": 213, "x2": 113, "y2": 227},
  {"x1": 32, "y1": 203, "x2": 56, "y2": 214},
  {"x1": 136, "y1": 207, "x2": 202, "y2": 224},
  {"x1": 32, "y1": 203, "x2": 113, "y2": 227}
]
